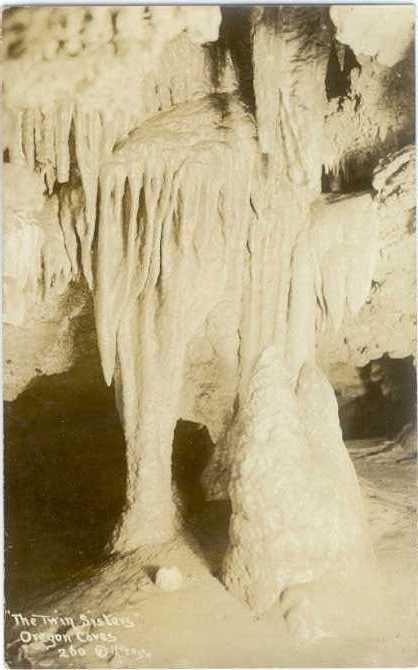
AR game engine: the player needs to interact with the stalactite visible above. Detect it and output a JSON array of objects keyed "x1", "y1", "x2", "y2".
[
  {"x1": 9, "y1": 110, "x2": 25, "y2": 165},
  {"x1": 252, "y1": 7, "x2": 329, "y2": 192},
  {"x1": 8, "y1": 103, "x2": 154, "y2": 292},
  {"x1": 3, "y1": 9, "x2": 227, "y2": 308},
  {"x1": 40, "y1": 196, "x2": 74, "y2": 298},
  {"x1": 14, "y1": 103, "x2": 72, "y2": 190},
  {"x1": 44, "y1": 110, "x2": 57, "y2": 193},
  {"x1": 252, "y1": 17, "x2": 281, "y2": 156},
  {"x1": 92, "y1": 95, "x2": 257, "y2": 389},
  {"x1": 73, "y1": 109, "x2": 102, "y2": 287},
  {"x1": 22, "y1": 109, "x2": 36, "y2": 170},
  {"x1": 94, "y1": 166, "x2": 141, "y2": 385},
  {"x1": 9, "y1": 88, "x2": 234, "y2": 302},
  {"x1": 57, "y1": 185, "x2": 82, "y2": 278},
  {"x1": 55, "y1": 103, "x2": 73, "y2": 184}
]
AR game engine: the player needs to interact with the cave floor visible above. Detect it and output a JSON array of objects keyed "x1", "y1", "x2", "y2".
[{"x1": 5, "y1": 436, "x2": 417, "y2": 668}]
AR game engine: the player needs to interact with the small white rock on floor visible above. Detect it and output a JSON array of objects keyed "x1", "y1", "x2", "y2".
[{"x1": 155, "y1": 566, "x2": 183, "y2": 592}]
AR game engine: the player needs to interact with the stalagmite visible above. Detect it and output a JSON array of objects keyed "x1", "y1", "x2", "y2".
[
  {"x1": 290, "y1": 363, "x2": 380, "y2": 637},
  {"x1": 224, "y1": 347, "x2": 313, "y2": 614},
  {"x1": 296, "y1": 363, "x2": 374, "y2": 568},
  {"x1": 224, "y1": 348, "x2": 378, "y2": 635}
]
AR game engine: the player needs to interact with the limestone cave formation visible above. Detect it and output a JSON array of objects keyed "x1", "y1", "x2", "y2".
[{"x1": 3, "y1": 5, "x2": 416, "y2": 668}]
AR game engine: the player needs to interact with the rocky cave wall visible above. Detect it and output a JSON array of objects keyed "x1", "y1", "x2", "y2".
[{"x1": 2, "y1": 4, "x2": 416, "y2": 622}]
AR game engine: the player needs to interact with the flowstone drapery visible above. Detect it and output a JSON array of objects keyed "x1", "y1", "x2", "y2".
[
  {"x1": 3, "y1": 4, "x2": 415, "y2": 637},
  {"x1": 98, "y1": 96, "x2": 258, "y2": 549}
]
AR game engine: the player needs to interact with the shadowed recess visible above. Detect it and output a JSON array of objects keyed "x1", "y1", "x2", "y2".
[
  {"x1": 339, "y1": 355, "x2": 417, "y2": 440},
  {"x1": 4, "y1": 317, "x2": 126, "y2": 609}
]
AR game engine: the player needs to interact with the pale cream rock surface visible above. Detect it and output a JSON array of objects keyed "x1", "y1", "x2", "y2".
[
  {"x1": 223, "y1": 348, "x2": 376, "y2": 637},
  {"x1": 330, "y1": 5, "x2": 414, "y2": 67},
  {"x1": 318, "y1": 146, "x2": 416, "y2": 373},
  {"x1": 3, "y1": 164, "x2": 87, "y2": 400},
  {"x1": 155, "y1": 566, "x2": 184, "y2": 592}
]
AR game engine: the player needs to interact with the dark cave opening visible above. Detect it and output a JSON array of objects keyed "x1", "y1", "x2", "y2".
[
  {"x1": 321, "y1": 161, "x2": 374, "y2": 194},
  {"x1": 172, "y1": 420, "x2": 214, "y2": 516},
  {"x1": 325, "y1": 40, "x2": 361, "y2": 103},
  {"x1": 339, "y1": 354, "x2": 417, "y2": 441},
  {"x1": 4, "y1": 364, "x2": 225, "y2": 606},
  {"x1": 4, "y1": 318, "x2": 127, "y2": 608},
  {"x1": 172, "y1": 420, "x2": 231, "y2": 576},
  {"x1": 172, "y1": 421, "x2": 230, "y2": 574}
]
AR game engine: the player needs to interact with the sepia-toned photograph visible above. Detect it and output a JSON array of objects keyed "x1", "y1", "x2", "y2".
[{"x1": 2, "y1": 3, "x2": 417, "y2": 668}]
